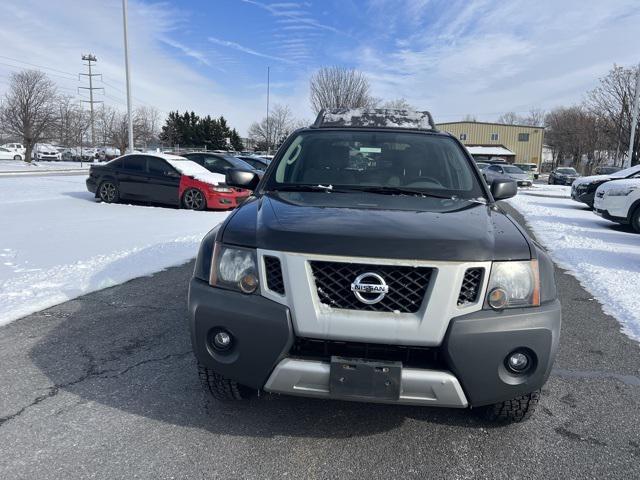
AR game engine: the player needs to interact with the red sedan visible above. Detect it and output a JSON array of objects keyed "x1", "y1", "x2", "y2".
[{"x1": 86, "y1": 153, "x2": 250, "y2": 210}]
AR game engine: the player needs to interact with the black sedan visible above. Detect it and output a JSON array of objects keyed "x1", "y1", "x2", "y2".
[
  {"x1": 571, "y1": 164, "x2": 640, "y2": 208},
  {"x1": 548, "y1": 167, "x2": 580, "y2": 185},
  {"x1": 182, "y1": 152, "x2": 259, "y2": 176},
  {"x1": 235, "y1": 155, "x2": 270, "y2": 171}
]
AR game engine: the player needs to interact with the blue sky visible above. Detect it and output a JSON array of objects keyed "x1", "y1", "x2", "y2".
[{"x1": 0, "y1": 0, "x2": 639, "y2": 135}]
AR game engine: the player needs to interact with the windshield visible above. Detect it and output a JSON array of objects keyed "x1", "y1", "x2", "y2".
[
  {"x1": 264, "y1": 130, "x2": 485, "y2": 199},
  {"x1": 503, "y1": 166, "x2": 525, "y2": 174},
  {"x1": 557, "y1": 168, "x2": 577, "y2": 174}
]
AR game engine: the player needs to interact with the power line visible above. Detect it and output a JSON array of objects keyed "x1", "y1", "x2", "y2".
[{"x1": 79, "y1": 54, "x2": 104, "y2": 145}]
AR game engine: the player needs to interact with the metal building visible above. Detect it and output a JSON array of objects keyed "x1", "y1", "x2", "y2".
[{"x1": 436, "y1": 121, "x2": 544, "y2": 166}]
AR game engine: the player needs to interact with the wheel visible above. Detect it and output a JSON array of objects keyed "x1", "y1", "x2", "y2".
[
  {"x1": 13, "y1": 155, "x2": 21, "y2": 161},
  {"x1": 483, "y1": 390, "x2": 540, "y2": 423},
  {"x1": 182, "y1": 188, "x2": 206, "y2": 210},
  {"x1": 98, "y1": 181, "x2": 119, "y2": 203},
  {"x1": 198, "y1": 363, "x2": 253, "y2": 401},
  {"x1": 631, "y1": 206, "x2": 640, "y2": 233}
]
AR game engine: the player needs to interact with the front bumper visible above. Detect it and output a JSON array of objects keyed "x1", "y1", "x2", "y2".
[
  {"x1": 86, "y1": 177, "x2": 97, "y2": 194},
  {"x1": 205, "y1": 191, "x2": 250, "y2": 210},
  {"x1": 189, "y1": 278, "x2": 561, "y2": 407}
]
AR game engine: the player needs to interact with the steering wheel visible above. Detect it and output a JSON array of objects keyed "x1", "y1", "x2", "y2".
[{"x1": 406, "y1": 176, "x2": 443, "y2": 187}]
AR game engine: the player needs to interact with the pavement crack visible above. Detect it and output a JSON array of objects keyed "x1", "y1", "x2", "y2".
[{"x1": 102, "y1": 350, "x2": 192, "y2": 378}]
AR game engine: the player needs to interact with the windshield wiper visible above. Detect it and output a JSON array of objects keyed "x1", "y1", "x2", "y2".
[
  {"x1": 352, "y1": 186, "x2": 455, "y2": 200},
  {"x1": 268, "y1": 184, "x2": 356, "y2": 193}
]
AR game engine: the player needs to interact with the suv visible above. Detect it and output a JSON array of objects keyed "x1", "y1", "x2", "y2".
[
  {"x1": 188, "y1": 109, "x2": 561, "y2": 422},
  {"x1": 593, "y1": 178, "x2": 640, "y2": 232}
]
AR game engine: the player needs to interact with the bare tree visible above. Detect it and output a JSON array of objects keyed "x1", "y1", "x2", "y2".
[
  {"x1": 55, "y1": 95, "x2": 90, "y2": 147},
  {"x1": 309, "y1": 66, "x2": 376, "y2": 114},
  {"x1": 134, "y1": 105, "x2": 160, "y2": 148},
  {"x1": 0, "y1": 70, "x2": 58, "y2": 162},
  {"x1": 496, "y1": 111, "x2": 520, "y2": 125},
  {"x1": 586, "y1": 64, "x2": 640, "y2": 166},
  {"x1": 523, "y1": 108, "x2": 546, "y2": 126},
  {"x1": 380, "y1": 98, "x2": 414, "y2": 110},
  {"x1": 248, "y1": 104, "x2": 301, "y2": 151}
]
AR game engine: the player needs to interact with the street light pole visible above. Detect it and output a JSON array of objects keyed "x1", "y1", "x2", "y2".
[
  {"x1": 122, "y1": 0, "x2": 134, "y2": 153},
  {"x1": 266, "y1": 66, "x2": 270, "y2": 155},
  {"x1": 625, "y1": 64, "x2": 640, "y2": 168}
]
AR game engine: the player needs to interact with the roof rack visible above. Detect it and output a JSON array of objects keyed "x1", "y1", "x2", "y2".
[{"x1": 312, "y1": 108, "x2": 437, "y2": 131}]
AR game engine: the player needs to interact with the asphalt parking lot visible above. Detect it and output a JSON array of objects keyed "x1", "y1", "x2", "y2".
[{"x1": 1, "y1": 205, "x2": 639, "y2": 479}]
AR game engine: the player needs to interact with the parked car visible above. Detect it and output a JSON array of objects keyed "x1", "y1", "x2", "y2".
[
  {"x1": 571, "y1": 165, "x2": 640, "y2": 208},
  {"x1": 189, "y1": 108, "x2": 560, "y2": 423},
  {"x1": 0, "y1": 146, "x2": 19, "y2": 160},
  {"x1": 1, "y1": 143, "x2": 26, "y2": 160},
  {"x1": 483, "y1": 164, "x2": 532, "y2": 187},
  {"x1": 548, "y1": 167, "x2": 580, "y2": 185},
  {"x1": 475, "y1": 162, "x2": 490, "y2": 171},
  {"x1": 594, "y1": 166, "x2": 621, "y2": 175},
  {"x1": 593, "y1": 178, "x2": 640, "y2": 232},
  {"x1": 32, "y1": 144, "x2": 61, "y2": 161},
  {"x1": 80, "y1": 147, "x2": 99, "y2": 161},
  {"x1": 514, "y1": 163, "x2": 539, "y2": 180},
  {"x1": 86, "y1": 153, "x2": 250, "y2": 210},
  {"x1": 98, "y1": 146, "x2": 120, "y2": 161},
  {"x1": 181, "y1": 152, "x2": 260, "y2": 176},
  {"x1": 235, "y1": 155, "x2": 270, "y2": 171}
]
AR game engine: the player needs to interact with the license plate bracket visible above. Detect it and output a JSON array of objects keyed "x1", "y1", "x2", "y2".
[{"x1": 329, "y1": 356, "x2": 401, "y2": 400}]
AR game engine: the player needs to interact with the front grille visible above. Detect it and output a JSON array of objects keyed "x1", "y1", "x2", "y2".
[
  {"x1": 457, "y1": 268, "x2": 484, "y2": 306},
  {"x1": 309, "y1": 261, "x2": 432, "y2": 313},
  {"x1": 264, "y1": 256, "x2": 285, "y2": 295},
  {"x1": 290, "y1": 337, "x2": 441, "y2": 368}
]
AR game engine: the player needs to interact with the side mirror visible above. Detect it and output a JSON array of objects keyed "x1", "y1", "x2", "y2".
[
  {"x1": 491, "y1": 179, "x2": 518, "y2": 200},
  {"x1": 226, "y1": 168, "x2": 260, "y2": 191}
]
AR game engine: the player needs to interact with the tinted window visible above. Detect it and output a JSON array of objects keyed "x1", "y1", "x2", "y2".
[
  {"x1": 108, "y1": 158, "x2": 124, "y2": 168},
  {"x1": 148, "y1": 157, "x2": 174, "y2": 175},
  {"x1": 267, "y1": 130, "x2": 484, "y2": 198},
  {"x1": 202, "y1": 155, "x2": 232, "y2": 171},
  {"x1": 488, "y1": 165, "x2": 502, "y2": 172},
  {"x1": 124, "y1": 156, "x2": 146, "y2": 172}
]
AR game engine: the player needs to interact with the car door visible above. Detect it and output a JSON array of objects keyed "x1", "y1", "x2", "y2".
[
  {"x1": 117, "y1": 155, "x2": 148, "y2": 199},
  {"x1": 146, "y1": 157, "x2": 182, "y2": 205},
  {"x1": 0, "y1": 147, "x2": 13, "y2": 160}
]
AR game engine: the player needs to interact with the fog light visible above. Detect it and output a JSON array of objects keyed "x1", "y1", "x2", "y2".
[
  {"x1": 213, "y1": 331, "x2": 232, "y2": 350},
  {"x1": 507, "y1": 352, "x2": 529, "y2": 373},
  {"x1": 488, "y1": 288, "x2": 508, "y2": 309},
  {"x1": 239, "y1": 271, "x2": 259, "y2": 293}
]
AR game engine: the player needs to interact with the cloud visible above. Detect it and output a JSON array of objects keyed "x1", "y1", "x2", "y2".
[
  {"x1": 160, "y1": 37, "x2": 210, "y2": 66},
  {"x1": 208, "y1": 36, "x2": 292, "y2": 64},
  {"x1": 240, "y1": 0, "x2": 342, "y2": 34}
]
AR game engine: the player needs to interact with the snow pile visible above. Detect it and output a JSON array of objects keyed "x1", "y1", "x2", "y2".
[
  {"x1": 0, "y1": 175, "x2": 229, "y2": 326},
  {"x1": 0, "y1": 160, "x2": 90, "y2": 175},
  {"x1": 165, "y1": 158, "x2": 226, "y2": 185},
  {"x1": 507, "y1": 184, "x2": 640, "y2": 342}
]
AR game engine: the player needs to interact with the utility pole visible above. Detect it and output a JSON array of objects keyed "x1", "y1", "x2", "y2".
[
  {"x1": 122, "y1": 0, "x2": 134, "y2": 153},
  {"x1": 266, "y1": 66, "x2": 270, "y2": 154},
  {"x1": 79, "y1": 54, "x2": 104, "y2": 146},
  {"x1": 625, "y1": 64, "x2": 640, "y2": 168}
]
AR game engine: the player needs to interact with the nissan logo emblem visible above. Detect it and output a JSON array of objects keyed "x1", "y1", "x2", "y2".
[{"x1": 350, "y1": 272, "x2": 389, "y2": 304}]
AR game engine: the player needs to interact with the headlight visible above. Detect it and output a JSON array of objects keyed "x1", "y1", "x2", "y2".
[
  {"x1": 209, "y1": 243, "x2": 259, "y2": 293},
  {"x1": 210, "y1": 185, "x2": 232, "y2": 193},
  {"x1": 485, "y1": 260, "x2": 540, "y2": 310},
  {"x1": 605, "y1": 186, "x2": 638, "y2": 196}
]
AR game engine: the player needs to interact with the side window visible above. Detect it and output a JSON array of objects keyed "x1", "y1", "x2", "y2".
[
  {"x1": 518, "y1": 133, "x2": 530, "y2": 142},
  {"x1": 459, "y1": 133, "x2": 468, "y2": 141},
  {"x1": 123, "y1": 155, "x2": 146, "y2": 172},
  {"x1": 203, "y1": 156, "x2": 231, "y2": 172},
  {"x1": 148, "y1": 157, "x2": 174, "y2": 175},
  {"x1": 110, "y1": 159, "x2": 124, "y2": 168},
  {"x1": 490, "y1": 133, "x2": 499, "y2": 141}
]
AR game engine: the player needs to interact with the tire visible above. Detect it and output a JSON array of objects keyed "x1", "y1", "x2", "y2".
[
  {"x1": 198, "y1": 363, "x2": 253, "y2": 401},
  {"x1": 98, "y1": 180, "x2": 120, "y2": 204},
  {"x1": 13, "y1": 155, "x2": 21, "y2": 161},
  {"x1": 483, "y1": 390, "x2": 540, "y2": 423},
  {"x1": 182, "y1": 188, "x2": 206, "y2": 210},
  {"x1": 631, "y1": 206, "x2": 640, "y2": 233}
]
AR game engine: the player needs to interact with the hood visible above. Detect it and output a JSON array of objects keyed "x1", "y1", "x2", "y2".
[
  {"x1": 222, "y1": 192, "x2": 531, "y2": 262},
  {"x1": 596, "y1": 178, "x2": 640, "y2": 194},
  {"x1": 573, "y1": 174, "x2": 612, "y2": 186}
]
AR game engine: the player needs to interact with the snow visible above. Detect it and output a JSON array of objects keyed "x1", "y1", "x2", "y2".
[
  {"x1": 165, "y1": 158, "x2": 226, "y2": 185},
  {"x1": 0, "y1": 175, "x2": 229, "y2": 326},
  {"x1": 0, "y1": 160, "x2": 90, "y2": 175},
  {"x1": 465, "y1": 146, "x2": 515, "y2": 156},
  {"x1": 507, "y1": 184, "x2": 640, "y2": 342},
  {"x1": 321, "y1": 108, "x2": 434, "y2": 129}
]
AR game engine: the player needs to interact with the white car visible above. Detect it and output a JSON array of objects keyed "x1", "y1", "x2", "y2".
[
  {"x1": 1, "y1": 143, "x2": 26, "y2": 160},
  {"x1": 33, "y1": 144, "x2": 62, "y2": 161},
  {"x1": 593, "y1": 178, "x2": 640, "y2": 232}
]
